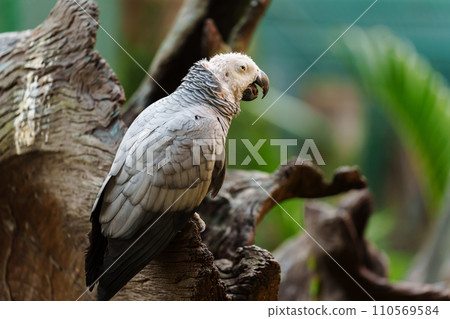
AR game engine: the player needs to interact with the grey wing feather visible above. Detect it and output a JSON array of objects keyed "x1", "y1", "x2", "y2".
[
  {"x1": 99, "y1": 112, "x2": 225, "y2": 239},
  {"x1": 209, "y1": 155, "x2": 226, "y2": 198}
]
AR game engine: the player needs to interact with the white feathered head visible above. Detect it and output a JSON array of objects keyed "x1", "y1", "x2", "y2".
[{"x1": 206, "y1": 53, "x2": 269, "y2": 103}]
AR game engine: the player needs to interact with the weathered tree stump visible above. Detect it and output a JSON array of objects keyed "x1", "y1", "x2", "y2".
[
  {"x1": 0, "y1": 0, "x2": 125, "y2": 300},
  {"x1": 113, "y1": 218, "x2": 229, "y2": 301}
]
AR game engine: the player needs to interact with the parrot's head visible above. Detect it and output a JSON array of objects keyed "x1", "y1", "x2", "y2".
[{"x1": 206, "y1": 52, "x2": 269, "y2": 103}]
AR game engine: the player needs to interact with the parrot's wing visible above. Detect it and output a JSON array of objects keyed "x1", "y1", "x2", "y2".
[
  {"x1": 84, "y1": 103, "x2": 165, "y2": 291},
  {"x1": 86, "y1": 105, "x2": 226, "y2": 300},
  {"x1": 208, "y1": 137, "x2": 226, "y2": 197},
  {"x1": 100, "y1": 112, "x2": 225, "y2": 238}
]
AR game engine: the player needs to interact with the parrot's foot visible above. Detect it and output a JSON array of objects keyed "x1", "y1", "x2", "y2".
[{"x1": 193, "y1": 212, "x2": 206, "y2": 233}]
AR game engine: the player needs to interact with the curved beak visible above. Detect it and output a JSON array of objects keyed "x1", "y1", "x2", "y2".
[
  {"x1": 256, "y1": 70, "x2": 270, "y2": 99},
  {"x1": 242, "y1": 70, "x2": 270, "y2": 101}
]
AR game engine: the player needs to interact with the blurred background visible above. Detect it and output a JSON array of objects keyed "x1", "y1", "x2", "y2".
[{"x1": 1, "y1": 0, "x2": 449, "y2": 285}]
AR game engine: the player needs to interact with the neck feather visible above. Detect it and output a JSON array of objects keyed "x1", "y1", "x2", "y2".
[{"x1": 177, "y1": 61, "x2": 241, "y2": 119}]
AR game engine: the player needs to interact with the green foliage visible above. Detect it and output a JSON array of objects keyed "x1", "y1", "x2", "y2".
[
  {"x1": 365, "y1": 208, "x2": 414, "y2": 281},
  {"x1": 387, "y1": 251, "x2": 414, "y2": 282},
  {"x1": 255, "y1": 198, "x2": 305, "y2": 251},
  {"x1": 307, "y1": 256, "x2": 320, "y2": 300},
  {"x1": 339, "y1": 27, "x2": 450, "y2": 207},
  {"x1": 365, "y1": 209, "x2": 396, "y2": 248},
  {"x1": 0, "y1": 0, "x2": 20, "y2": 31}
]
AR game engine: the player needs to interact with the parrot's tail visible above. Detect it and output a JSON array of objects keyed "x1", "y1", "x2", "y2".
[
  {"x1": 85, "y1": 223, "x2": 107, "y2": 291},
  {"x1": 85, "y1": 191, "x2": 108, "y2": 291},
  {"x1": 96, "y1": 209, "x2": 194, "y2": 301}
]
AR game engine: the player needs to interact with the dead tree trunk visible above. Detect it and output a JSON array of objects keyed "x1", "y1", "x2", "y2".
[{"x1": 0, "y1": 0, "x2": 126, "y2": 300}]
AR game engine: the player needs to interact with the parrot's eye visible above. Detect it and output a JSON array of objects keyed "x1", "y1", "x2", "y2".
[{"x1": 240, "y1": 65, "x2": 246, "y2": 71}]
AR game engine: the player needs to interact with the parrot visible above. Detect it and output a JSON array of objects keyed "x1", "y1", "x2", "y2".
[{"x1": 85, "y1": 52, "x2": 269, "y2": 301}]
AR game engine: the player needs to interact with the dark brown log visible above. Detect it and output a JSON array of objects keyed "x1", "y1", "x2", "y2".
[
  {"x1": 215, "y1": 246, "x2": 280, "y2": 301},
  {"x1": 113, "y1": 217, "x2": 229, "y2": 301},
  {"x1": 113, "y1": 209, "x2": 281, "y2": 301},
  {"x1": 275, "y1": 190, "x2": 450, "y2": 301},
  {"x1": 201, "y1": 19, "x2": 230, "y2": 58}
]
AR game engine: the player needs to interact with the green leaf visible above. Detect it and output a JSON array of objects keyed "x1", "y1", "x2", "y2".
[{"x1": 338, "y1": 27, "x2": 450, "y2": 207}]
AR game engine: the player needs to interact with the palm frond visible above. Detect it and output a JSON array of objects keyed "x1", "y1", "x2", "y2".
[{"x1": 339, "y1": 27, "x2": 450, "y2": 206}]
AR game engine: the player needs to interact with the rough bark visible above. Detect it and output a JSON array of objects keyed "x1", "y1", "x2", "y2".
[
  {"x1": 215, "y1": 246, "x2": 280, "y2": 301},
  {"x1": 274, "y1": 190, "x2": 450, "y2": 301},
  {"x1": 0, "y1": 0, "x2": 126, "y2": 300},
  {"x1": 123, "y1": 0, "x2": 272, "y2": 125},
  {"x1": 113, "y1": 217, "x2": 229, "y2": 301}
]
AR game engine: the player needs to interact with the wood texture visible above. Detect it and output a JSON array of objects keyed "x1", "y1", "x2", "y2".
[
  {"x1": 0, "y1": 0, "x2": 126, "y2": 300},
  {"x1": 215, "y1": 246, "x2": 280, "y2": 301},
  {"x1": 113, "y1": 218, "x2": 229, "y2": 301}
]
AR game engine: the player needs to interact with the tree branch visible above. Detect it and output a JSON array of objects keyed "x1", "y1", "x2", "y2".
[{"x1": 200, "y1": 161, "x2": 367, "y2": 260}]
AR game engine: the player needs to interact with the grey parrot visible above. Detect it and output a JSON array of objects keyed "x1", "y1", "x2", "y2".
[{"x1": 85, "y1": 53, "x2": 269, "y2": 300}]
